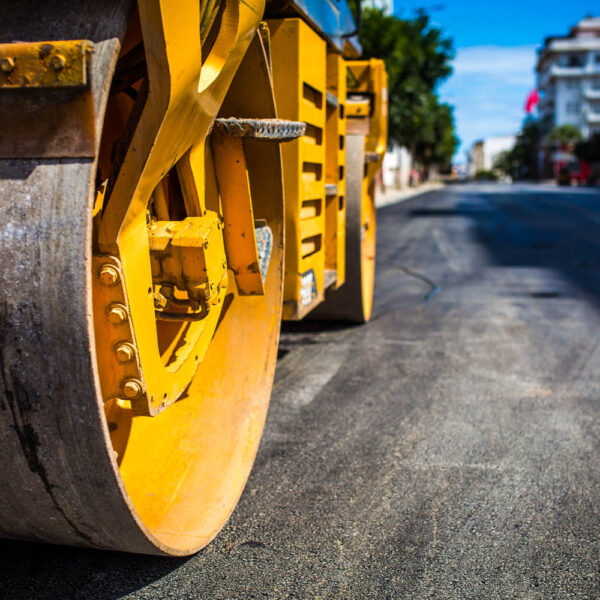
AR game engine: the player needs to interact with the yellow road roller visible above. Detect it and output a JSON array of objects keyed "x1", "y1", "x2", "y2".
[{"x1": 0, "y1": 0, "x2": 387, "y2": 555}]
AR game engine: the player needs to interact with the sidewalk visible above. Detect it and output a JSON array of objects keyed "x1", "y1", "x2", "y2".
[{"x1": 376, "y1": 181, "x2": 444, "y2": 208}]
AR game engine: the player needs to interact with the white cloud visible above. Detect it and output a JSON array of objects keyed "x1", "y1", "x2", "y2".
[
  {"x1": 439, "y1": 45, "x2": 538, "y2": 158},
  {"x1": 453, "y1": 45, "x2": 538, "y2": 80}
]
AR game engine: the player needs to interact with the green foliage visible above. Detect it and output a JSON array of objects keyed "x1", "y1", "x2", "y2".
[
  {"x1": 413, "y1": 95, "x2": 459, "y2": 167},
  {"x1": 346, "y1": 0, "x2": 360, "y2": 22},
  {"x1": 474, "y1": 170, "x2": 498, "y2": 181},
  {"x1": 546, "y1": 124, "x2": 582, "y2": 147},
  {"x1": 502, "y1": 118, "x2": 541, "y2": 180},
  {"x1": 492, "y1": 151, "x2": 512, "y2": 175},
  {"x1": 575, "y1": 134, "x2": 600, "y2": 162},
  {"x1": 358, "y1": 7, "x2": 458, "y2": 167}
]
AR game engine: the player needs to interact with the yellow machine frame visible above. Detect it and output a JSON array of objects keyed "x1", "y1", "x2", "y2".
[
  {"x1": 0, "y1": 0, "x2": 388, "y2": 556},
  {"x1": 268, "y1": 18, "x2": 387, "y2": 320}
]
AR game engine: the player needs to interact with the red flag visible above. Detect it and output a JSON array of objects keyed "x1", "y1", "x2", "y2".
[{"x1": 525, "y1": 89, "x2": 539, "y2": 113}]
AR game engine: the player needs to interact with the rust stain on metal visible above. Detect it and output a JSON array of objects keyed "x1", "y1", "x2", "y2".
[{"x1": 0, "y1": 40, "x2": 96, "y2": 157}]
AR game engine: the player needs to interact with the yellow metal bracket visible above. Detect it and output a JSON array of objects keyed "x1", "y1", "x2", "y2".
[
  {"x1": 0, "y1": 40, "x2": 92, "y2": 88},
  {"x1": 148, "y1": 214, "x2": 229, "y2": 314},
  {"x1": 91, "y1": 255, "x2": 150, "y2": 416},
  {"x1": 211, "y1": 116, "x2": 304, "y2": 296},
  {"x1": 212, "y1": 132, "x2": 265, "y2": 296},
  {"x1": 345, "y1": 99, "x2": 370, "y2": 119},
  {"x1": 347, "y1": 59, "x2": 388, "y2": 164}
]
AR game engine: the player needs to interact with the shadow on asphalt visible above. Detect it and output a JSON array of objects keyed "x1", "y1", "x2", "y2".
[
  {"x1": 0, "y1": 539, "x2": 189, "y2": 600},
  {"x1": 277, "y1": 319, "x2": 358, "y2": 358},
  {"x1": 0, "y1": 310, "x2": 360, "y2": 600},
  {"x1": 280, "y1": 320, "x2": 357, "y2": 335},
  {"x1": 399, "y1": 185, "x2": 600, "y2": 307}
]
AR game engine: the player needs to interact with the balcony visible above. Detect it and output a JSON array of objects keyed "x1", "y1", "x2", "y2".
[
  {"x1": 550, "y1": 65, "x2": 584, "y2": 77},
  {"x1": 583, "y1": 88, "x2": 600, "y2": 100},
  {"x1": 547, "y1": 38, "x2": 600, "y2": 53},
  {"x1": 586, "y1": 111, "x2": 600, "y2": 124},
  {"x1": 550, "y1": 63, "x2": 600, "y2": 78}
]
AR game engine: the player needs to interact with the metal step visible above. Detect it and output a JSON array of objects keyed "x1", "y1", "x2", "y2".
[
  {"x1": 213, "y1": 118, "x2": 306, "y2": 142},
  {"x1": 325, "y1": 183, "x2": 338, "y2": 197}
]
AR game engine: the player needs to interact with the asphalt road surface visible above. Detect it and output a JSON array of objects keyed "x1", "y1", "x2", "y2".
[{"x1": 1, "y1": 183, "x2": 600, "y2": 599}]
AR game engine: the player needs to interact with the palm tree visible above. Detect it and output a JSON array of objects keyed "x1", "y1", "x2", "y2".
[{"x1": 546, "y1": 124, "x2": 583, "y2": 151}]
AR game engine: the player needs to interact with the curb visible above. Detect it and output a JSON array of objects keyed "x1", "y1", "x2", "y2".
[{"x1": 376, "y1": 182, "x2": 445, "y2": 208}]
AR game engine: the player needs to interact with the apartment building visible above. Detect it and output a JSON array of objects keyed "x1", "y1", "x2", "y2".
[{"x1": 537, "y1": 17, "x2": 600, "y2": 138}]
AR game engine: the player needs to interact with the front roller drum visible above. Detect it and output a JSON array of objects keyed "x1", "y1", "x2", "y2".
[{"x1": 0, "y1": 1, "x2": 283, "y2": 555}]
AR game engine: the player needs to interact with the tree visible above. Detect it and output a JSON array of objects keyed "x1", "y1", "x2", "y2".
[
  {"x1": 546, "y1": 124, "x2": 582, "y2": 148},
  {"x1": 502, "y1": 118, "x2": 541, "y2": 180},
  {"x1": 493, "y1": 151, "x2": 512, "y2": 175},
  {"x1": 414, "y1": 95, "x2": 459, "y2": 169},
  {"x1": 358, "y1": 7, "x2": 458, "y2": 166}
]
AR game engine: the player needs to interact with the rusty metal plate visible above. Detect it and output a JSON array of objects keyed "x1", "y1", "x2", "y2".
[
  {"x1": 0, "y1": 40, "x2": 95, "y2": 158},
  {"x1": 0, "y1": 40, "x2": 93, "y2": 89},
  {"x1": 0, "y1": 88, "x2": 96, "y2": 158}
]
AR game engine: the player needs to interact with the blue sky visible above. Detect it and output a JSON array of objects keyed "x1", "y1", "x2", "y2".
[{"x1": 392, "y1": 0, "x2": 598, "y2": 160}]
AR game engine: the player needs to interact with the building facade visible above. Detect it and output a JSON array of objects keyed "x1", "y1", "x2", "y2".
[
  {"x1": 537, "y1": 17, "x2": 600, "y2": 138},
  {"x1": 468, "y1": 136, "x2": 516, "y2": 175},
  {"x1": 382, "y1": 145, "x2": 412, "y2": 189}
]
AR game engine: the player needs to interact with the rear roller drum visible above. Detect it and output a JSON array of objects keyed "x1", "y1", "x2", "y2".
[{"x1": 312, "y1": 134, "x2": 376, "y2": 323}]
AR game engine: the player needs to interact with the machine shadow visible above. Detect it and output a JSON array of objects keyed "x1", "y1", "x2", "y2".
[
  {"x1": 0, "y1": 538, "x2": 189, "y2": 600},
  {"x1": 397, "y1": 185, "x2": 600, "y2": 308},
  {"x1": 280, "y1": 320, "x2": 357, "y2": 335}
]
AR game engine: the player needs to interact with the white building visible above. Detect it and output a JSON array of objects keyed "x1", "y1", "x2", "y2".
[
  {"x1": 536, "y1": 17, "x2": 600, "y2": 138},
  {"x1": 382, "y1": 145, "x2": 412, "y2": 189},
  {"x1": 468, "y1": 135, "x2": 516, "y2": 175}
]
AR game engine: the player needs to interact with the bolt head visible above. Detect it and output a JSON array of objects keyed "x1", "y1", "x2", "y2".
[
  {"x1": 50, "y1": 53, "x2": 66, "y2": 71},
  {"x1": 153, "y1": 293, "x2": 168, "y2": 310},
  {"x1": 107, "y1": 304, "x2": 128, "y2": 324},
  {"x1": 115, "y1": 343, "x2": 135, "y2": 363},
  {"x1": 0, "y1": 57, "x2": 15, "y2": 73},
  {"x1": 99, "y1": 264, "x2": 120, "y2": 286},
  {"x1": 160, "y1": 284, "x2": 174, "y2": 299},
  {"x1": 122, "y1": 379, "x2": 143, "y2": 400}
]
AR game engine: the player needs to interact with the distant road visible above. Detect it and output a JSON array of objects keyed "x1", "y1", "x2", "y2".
[{"x1": 1, "y1": 183, "x2": 600, "y2": 599}]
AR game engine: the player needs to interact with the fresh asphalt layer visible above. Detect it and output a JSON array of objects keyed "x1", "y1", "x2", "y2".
[{"x1": 1, "y1": 183, "x2": 600, "y2": 599}]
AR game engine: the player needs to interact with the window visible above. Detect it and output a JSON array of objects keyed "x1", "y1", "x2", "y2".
[
  {"x1": 566, "y1": 79, "x2": 579, "y2": 90},
  {"x1": 566, "y1": 101, "x2": 581, "y2": 115},
  {"x1": 563, "y1": 53, "x2": 585, "y2": 67},
  {"x1": 591, "y1": 79, "x2": 600, "y2": 90},
  {"x1": 595, "y1": 54, "x2": 600, "y2": 64}
]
